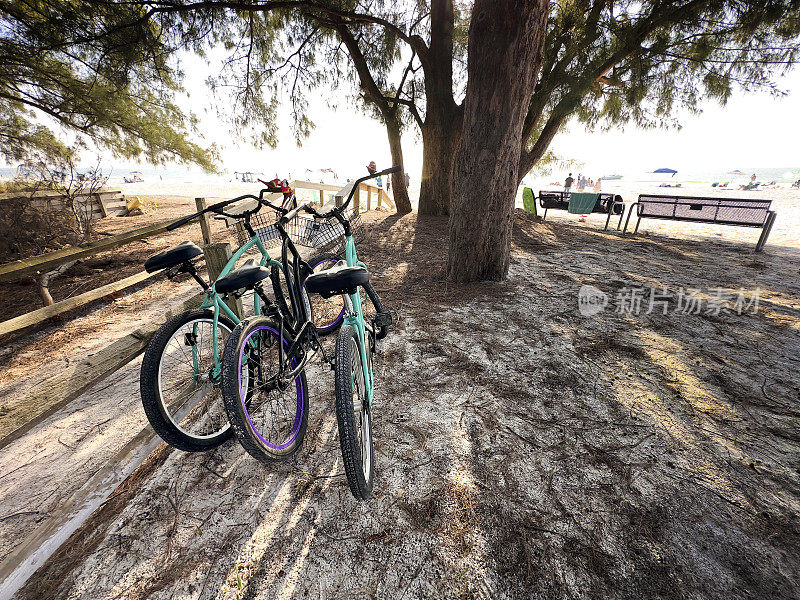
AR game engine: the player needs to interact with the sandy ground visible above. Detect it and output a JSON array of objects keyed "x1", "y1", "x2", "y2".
[{"x1": 1, "y1": 209, "x2": 798, "y2": 599}]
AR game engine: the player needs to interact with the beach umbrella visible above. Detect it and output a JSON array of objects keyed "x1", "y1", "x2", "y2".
[
  {"x1": 728, "y1": 169, "x2": 745, "y2": 175},
  {"x1": 652, "y1": 167, "x2": 678, "y2": 174}
]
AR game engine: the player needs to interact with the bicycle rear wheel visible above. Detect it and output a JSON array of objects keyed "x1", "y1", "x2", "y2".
[
  {"x1": 334, "y1": 324, "x2": 374, "y2": 499},
  {"x1": 140, "y1": 309, "x2": 234, "y2": 451},
  {"x1": 222, "y1": 317, "x2": 309, "y2": 462},
  {"x1": 304, "y1": 252, "x2": 347, "y2": 336},
  {"x1": 271, "y1": 252, "x2": 345, "y2": 335}
]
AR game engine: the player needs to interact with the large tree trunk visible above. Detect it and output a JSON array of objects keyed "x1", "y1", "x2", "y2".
[
  {"x1": 447, "y1": 0, "x2": 549, "y2": 282},
  {"x1": 418, "y1": 113, "x2": 460, "y2": 216},
  {"x1": 385, "y1": 116, "x2": 412, "y2": 214},
  {"x1": 417, "y1": 0, "x2": 461, "y2": 217}
]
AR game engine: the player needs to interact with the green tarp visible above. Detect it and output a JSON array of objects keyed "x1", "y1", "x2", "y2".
[{"x1": 568, "y1": 192, "x2": 599, "y2": 214}]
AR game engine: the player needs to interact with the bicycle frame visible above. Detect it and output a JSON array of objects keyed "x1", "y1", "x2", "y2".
[
  {"x1": 269, "y1": 219, "x2": 323, "y2": 382},
  {"x1": 343, "y1": 228, "x2": 375, "y2": 407},
  {"x1": 195, "y1": 233, "x2": 283, "y2": 380}
]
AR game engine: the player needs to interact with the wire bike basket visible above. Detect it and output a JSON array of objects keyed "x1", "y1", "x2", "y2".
[{"x1": 231, "y1": 209, "x2": 363, "y2": 254}]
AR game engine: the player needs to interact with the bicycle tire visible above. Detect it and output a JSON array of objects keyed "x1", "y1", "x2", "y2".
[
  {"x1": 271, "y1": 252, "x2": 346, "y2": 335},
  {"x1": 334, "y1": 324, "x2": 374, "y2": 499},
  {"x1": 140, "y1": 309, "x2": 235, "y2": 452},
  {"x1": 221, "y1": 317, "x2": 309, "y2": 462}
]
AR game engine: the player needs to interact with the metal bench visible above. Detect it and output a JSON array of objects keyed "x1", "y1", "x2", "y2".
[
  {"x1": 538, "y1": 190, "x2": 625, "y2": 230},
  {"x1": 622, "y1": 194, "x2": 777, "y2": 251}
]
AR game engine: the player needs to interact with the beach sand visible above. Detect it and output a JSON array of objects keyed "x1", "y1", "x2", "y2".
[{"x1": 2, "y1": 209, "x2": 798, "y2": 599}]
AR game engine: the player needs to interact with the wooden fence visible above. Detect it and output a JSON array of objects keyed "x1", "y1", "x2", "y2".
[
  {"x1": 0, "y1": 179, "x2": 395, "y2": 340},
  {"x1": 0, "y1": 188, "x2": 128, "y2": 219},
  {"x1": 292, "y1": 179, "x2": 395, "y2": 212}
]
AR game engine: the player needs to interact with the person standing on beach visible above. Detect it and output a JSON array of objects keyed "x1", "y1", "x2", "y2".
[
  {"x1": 564, "y1": 173, "x2": 574, "y2": 193},
  {"x1": 367, "y1": 160, "x2": 382, "y2": 187}
]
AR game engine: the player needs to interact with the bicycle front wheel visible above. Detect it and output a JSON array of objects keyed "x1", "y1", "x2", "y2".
[
  {"x1": 221, "y1": 317, "x2": 309, "y2": 462},
  {"x1": 334, "y1": 324, "x2": 374, "y2": 499},
  {"x1": 140, "y1": 309, "x2": 234, "y2": 452}
]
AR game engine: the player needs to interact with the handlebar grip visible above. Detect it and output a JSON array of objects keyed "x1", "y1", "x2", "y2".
[
  {"x1": 282, "y1": 202, "x2": 310, "y2": 222},
  {"x1": 377, "y1": 165, "x2": 401, "y2": 176},
  {"x1": 207, "y1": 198, "x2": 237, "y2": 212}
]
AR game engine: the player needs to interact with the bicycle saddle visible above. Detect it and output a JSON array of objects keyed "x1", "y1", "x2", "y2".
[
  {"x1": 214, "y1": 260, "x2": 270, "y2": 294},
  {"x1": 304, "y1": 264, "x2": 370, "y2": 298},
  {"x1": 144, "y1": 241, "x2": 202, "y2": 273}
]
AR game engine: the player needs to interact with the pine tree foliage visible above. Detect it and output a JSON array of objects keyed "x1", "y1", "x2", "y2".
[
  {"x1": 0, "y1": 0, "x2": 217, "y2": 167},
  {"x1": 2, "y1": 1, "x2": 798, "y2": 175}
]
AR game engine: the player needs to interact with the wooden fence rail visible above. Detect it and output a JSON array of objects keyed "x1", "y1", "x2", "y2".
[
  {"x1": 0, "y1": 294, "x2": 202, "y2": 449},
  {"x1": 0, "y1": 219, "x2": 175, "y2": 283},
  {"x1": 0, "y1": 180, "x2": 397, "y2": 338},
  {"x1": 0, "y1": 271, "x2": 159, "y2": 338}
]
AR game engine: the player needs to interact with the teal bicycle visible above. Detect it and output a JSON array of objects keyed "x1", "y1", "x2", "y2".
[
  {"x1": 139, "y1": 186, "x2": 348, "y2": 452},
  {"x1": 221, "y1": 166, "x2": 397, "y2": 499}
]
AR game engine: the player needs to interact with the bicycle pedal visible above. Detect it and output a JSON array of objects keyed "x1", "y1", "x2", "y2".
[
  {"x1": 263, "y1": 304, "x2": 280, "y2": 317},
  {"x1": 374, "y1": 312, "x2": 393, "y2": 328}
]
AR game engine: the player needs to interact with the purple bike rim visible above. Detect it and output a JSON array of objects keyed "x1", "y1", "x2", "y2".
[{"x1": 237, "y1": 324, "x2": 304, "y2": 450}]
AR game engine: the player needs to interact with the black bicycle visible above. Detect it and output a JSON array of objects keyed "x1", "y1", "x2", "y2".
[{"x1": 220, "y1": 167, "x2": 396, "y2": 499}]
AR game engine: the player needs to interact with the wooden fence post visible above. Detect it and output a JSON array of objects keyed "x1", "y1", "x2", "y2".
[
  {"x1": 203, "y1": 242, "x2": 243, "y2": 319},
  {"x1": 195, "y1": 197, "x2": 213, "y2": 245}
]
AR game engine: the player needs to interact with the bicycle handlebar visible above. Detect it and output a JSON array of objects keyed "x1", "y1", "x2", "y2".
[
  {"x1": 317, "y1": 165, "x2": 401, "y2": 220},
  {"x1": 166, "y1": 166, "x2": 400, "y2": 231},
  {"x1": 282, "y1": 202, "x2": 310, "y2": 223},
  {"x1": 166, "y1": 197, "x2": 248, "y2": 231},
  {"x1": 165, "y1": 186, "x2": 290, "y2": 231}
]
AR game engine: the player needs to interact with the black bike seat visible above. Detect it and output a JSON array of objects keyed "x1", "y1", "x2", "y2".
[
  {"x1": 215, "y1": 264, "x2": 271, "y2": 294},
  {"x1": 144, "y1": 241, "x2": 202, "y2": 273},
  {"x1": 304, "y1": 265, "x2": 369, "y2": 297}
]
